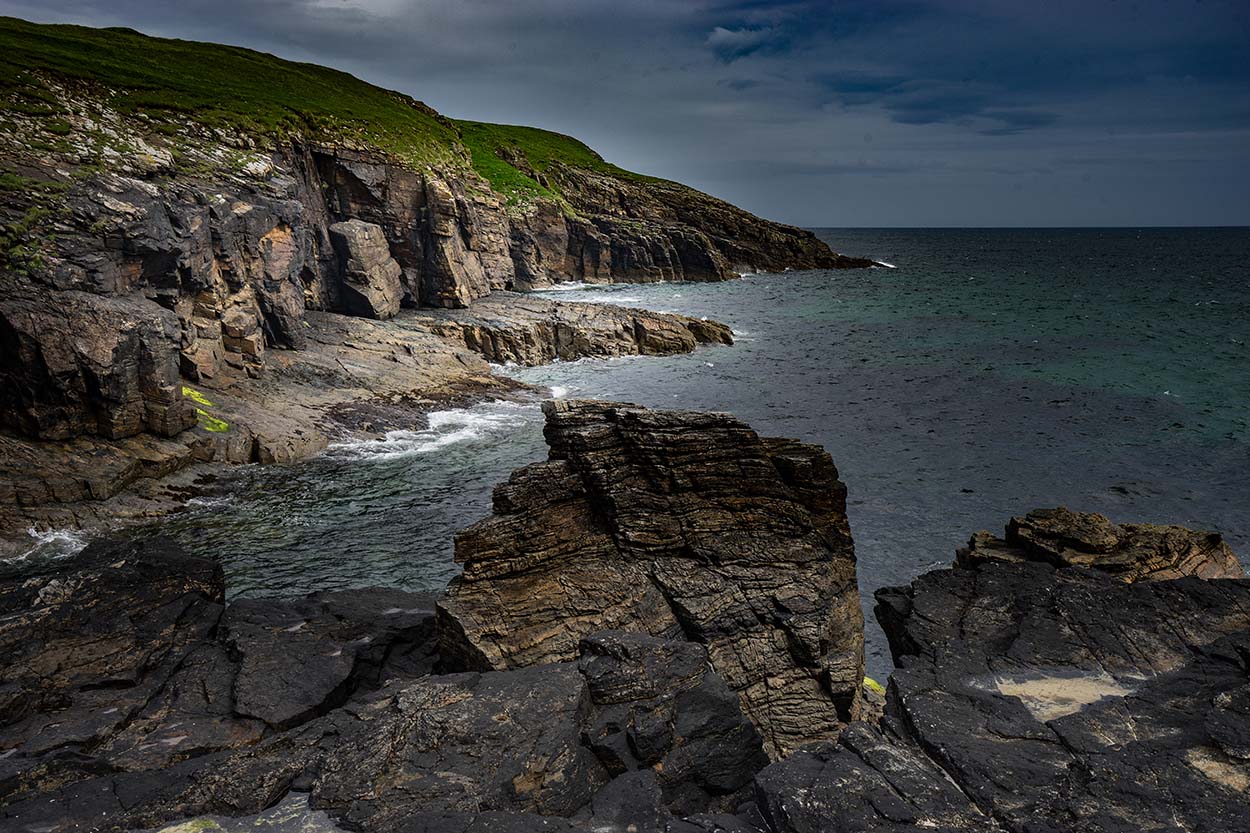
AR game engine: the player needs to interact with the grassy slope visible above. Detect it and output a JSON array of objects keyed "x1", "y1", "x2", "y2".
[
  {"x1": 455, "y1": 120, "x2": 668, "y2": 204},
  {"x1": 0, "y1": 16, "x2": 463, "y2": 168},
  {"x1": 0, "y1": 17, "x2": 674, "y2": 204}
]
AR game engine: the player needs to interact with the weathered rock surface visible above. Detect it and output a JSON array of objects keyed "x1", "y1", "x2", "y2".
[
  {"x1": 0, "y1": 538, "x2": 439, "y2": 826},
  {"x1": 749, "y1": 509, "x2": 1250, "y2": 833},
  {"x1": 958, "y1": 505, "x2": 1244, "y2": 581},
  {"x1": 439, "y1": 399, "x2": 864, "y2": 758},
  {"x1": 328, "y1": 219, "x2": 404, "y2": 319},
  {"x1": 411, "y1": 292, "x2": 734, "y2": 365},
  {"x1": 0, "y1": 294, "x2": 729, "y2": 545},
  {"x1": 0, "y1": 538, "x2": 769, "y2": 833}
]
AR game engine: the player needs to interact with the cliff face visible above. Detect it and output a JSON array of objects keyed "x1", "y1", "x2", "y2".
[
  {"x1": 0, "y1": 29, "x2": 864, "y2": 430},
  {"x1": 0, "y1": 18, "x2": 869, "y2": 535}
]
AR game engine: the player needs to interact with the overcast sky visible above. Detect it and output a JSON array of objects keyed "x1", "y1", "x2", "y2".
[{"x1": 3, "y1": 0, "x2": 1248, "y2": 227}]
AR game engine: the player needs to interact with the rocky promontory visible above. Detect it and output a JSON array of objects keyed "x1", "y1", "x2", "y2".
[
  {"x1": 0, "y1": 18, "x2": 861, "y2": 547},
  {"x1": 2, "y1": 404, "x2": 1246, "y2": 833},
  {"x1": 440, "y1": 400, "x2": 864, "y2": 758}
]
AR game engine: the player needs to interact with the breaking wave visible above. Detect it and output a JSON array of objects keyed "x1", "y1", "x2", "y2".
[{"x1": 324, "y1": 401, "x2": 538, "y2": 461}]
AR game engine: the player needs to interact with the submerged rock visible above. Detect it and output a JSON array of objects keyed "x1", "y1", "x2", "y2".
[{"x1": 438, "y1": 399, "x2": 864, "y2": 758}]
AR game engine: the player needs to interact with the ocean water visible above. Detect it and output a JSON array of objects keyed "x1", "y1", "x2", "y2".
[{"x1": 22, "y1": 228, "x2": 1250, "y2": 677}]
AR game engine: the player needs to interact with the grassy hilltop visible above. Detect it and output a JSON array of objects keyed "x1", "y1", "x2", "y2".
[{"x1": 0, "y1": 16, "x2": 656, "y2": 204}]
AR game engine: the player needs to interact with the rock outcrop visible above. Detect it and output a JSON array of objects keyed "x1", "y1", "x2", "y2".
[
  {"x1": 0, "y1": 538, "x2": 438, "y2": 809},
  {"x1": 438, "y1": 399, "x2": 864, "y2": 758},
  {"x1": 0, "y1": 540, "x2": 768, "y2": 833},
  {"x1": 411, "y1": 292, "x2": 734, "y2": 365},
  {"x1": 958, "y1": 505, "x2": 1244, "y2": 581},
  {"x1": 328, "y1": 219, "x2": 404, "y2": 319},
  {"x1": 751, "y1": 509, "x2": 1250, "y2": 833},
  {"x1": 3, "y1": 445, "x2": 1248, "y2": 832}
]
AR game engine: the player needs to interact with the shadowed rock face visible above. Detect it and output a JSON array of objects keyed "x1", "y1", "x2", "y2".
[
  {"x1": 0, "y1": 538, "x2": 767, "y2": 833},
  {"x1": 751, "y1": 510, "x2": 1250, "y2": 833},
  {"x1": 0, "y1": 538, "x2": 438, "y2": 824},
  {"x1": 438, "y1": 399, "x2": 864, "y2": 758}
]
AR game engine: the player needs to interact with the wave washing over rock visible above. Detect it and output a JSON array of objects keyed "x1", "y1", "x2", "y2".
[{"x1": 1, "y1": 402, "x2": 1246, "y2": 833}]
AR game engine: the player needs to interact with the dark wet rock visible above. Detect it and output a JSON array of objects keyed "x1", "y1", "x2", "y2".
[
  {"x1": 576, "y1": 632, "x2": 768, "y2": 813},
  {"x1": 309, "y1": 631, "x2": 763, "y2": 829},
  {"x1": 0, "y1": 539, "x2": 439, "y2": 827},
  {"x1": 749, "y1": 510, "x2": 1250, "y2": 833},
  {"x1": 958, "y1": 506, "x2": 1244, "y2": 580},
  {"x1": 312, "y1": 663, "x2": 608, "y2": 827},
  {"x1": 2, "y1": 609, "x2": 767, "y2": 833},
  {"x1": 439, "y1": 400, "x2": 863, "y2": 758},
  {"x1": 223, "y1": 588, "x2": 438, "y2": 729},
  {"x1": 752, "y1": 723, "x2": 999, "y2": 832}
]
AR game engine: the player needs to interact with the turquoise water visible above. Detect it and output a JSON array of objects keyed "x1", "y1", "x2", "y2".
[{"x1": 44, "y1": 228, "x2": 1250, "y2": 676}]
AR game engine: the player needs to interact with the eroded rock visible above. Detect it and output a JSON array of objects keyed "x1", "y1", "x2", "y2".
[
  {"x1": 0, "y1": 540, "x2": 439, "y2": 824},
  {"x1": 439, "y1": 399, "x2": 863, "y2": 758},
  {"x1": 329, "y1": 219, "x2": 404, "y2": 320},
  {"x1": 958, "y1": 506, "x2": 1244, "y2": 580},
  {"x1": 751, "y1": 511, "x2": 1250, "y2": 833}
]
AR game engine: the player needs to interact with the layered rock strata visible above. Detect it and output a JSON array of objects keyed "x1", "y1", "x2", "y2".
[
  {"x1": 438, "y1": 399, "x2": 864, "y2": 758},
  {"x1": 2, "y1": 422, "x2": 1247, "y2": 833},
  {"x1": 958, "y1": 505, "x2": 1243, "y2": 581},
  {"x1": 751, "y1": 509, "x2": 1250, "y2": 832}
]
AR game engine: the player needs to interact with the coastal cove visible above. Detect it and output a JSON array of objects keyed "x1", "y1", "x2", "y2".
[
  {"x1": 2, "y1": 10, "x2": 1248, "y2": 833},
  {"x1": 26, "y1": 226, "x2": 1243, "y2": 679}
]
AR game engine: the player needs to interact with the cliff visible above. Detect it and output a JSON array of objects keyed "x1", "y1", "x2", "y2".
[{"x1": 0, "y1": 17, "x2": 858, "y2": 540}]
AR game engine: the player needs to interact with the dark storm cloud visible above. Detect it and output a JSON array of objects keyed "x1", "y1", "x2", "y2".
[{"x1": 2, "y1": 0, "x2": 1246, "y2": 226}]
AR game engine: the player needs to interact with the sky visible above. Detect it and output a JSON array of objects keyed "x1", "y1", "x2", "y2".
[{"x1": 2, "y1": 0, "x2": 1248, "y2": 227}]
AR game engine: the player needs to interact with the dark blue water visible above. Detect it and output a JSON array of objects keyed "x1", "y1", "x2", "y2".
[{"x1": 63, "y1": 228, "x2": 1250, "y2": 677}]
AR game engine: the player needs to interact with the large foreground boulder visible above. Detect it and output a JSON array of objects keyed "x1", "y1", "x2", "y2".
[
  {"x1": 752, "y1": 509, "x2": 1250, "y2": 832},
  {"x1": 0, "y1": 539, "x2": 439, "y2": 826},
  {"x1": 438, "y1": 399, "x2": 864, "y2": 757}
]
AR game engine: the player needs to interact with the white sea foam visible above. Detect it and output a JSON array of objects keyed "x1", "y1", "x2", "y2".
[
  {"x1": 874, "y1": 261, "x2": 897, "y2": 269},
  {"x1": 325, "y1": 401, "x2": 536, "y2": 461},
  {"x1": 576, "y1": 295, "x2": 642, "y2": 304},
  {"x1": 549, "y1": 385, "x2": 570, "y2": 399},
  {"x1": 534, "y1": 281, "x2": 590, "y2": 292},
  {"x1": 187, "y1": 495, "x2": 234, "y2": 509},
  {"x1": 7, "y1": 527, "x2": 88, "y2": 564}
]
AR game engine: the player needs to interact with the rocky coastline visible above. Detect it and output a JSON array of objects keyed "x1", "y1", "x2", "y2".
[
  {"x1": 1, "y1": 19, "x2": 1245, "y2": 833},
  {"x1": 1, "y1": 401, "x2": 1246, "y2": 833},
  {"x1": 0, "y1": 20, "x2": 840, "y2": 549}
]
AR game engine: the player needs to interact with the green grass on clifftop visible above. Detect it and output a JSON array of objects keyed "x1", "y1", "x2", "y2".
[
  {"x1": 0, "y1": 16, "x2": 682, "y2": 205},
  {"x1": 456, "y1": 120, "x2": 665, "y2": 205},
  {"x1": 0, "y1": 16, "x2": 463, "y2": 167}
]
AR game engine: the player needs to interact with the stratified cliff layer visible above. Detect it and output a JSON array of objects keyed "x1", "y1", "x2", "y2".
[
  {"x1": 439, "y1": 399, "x2": 864, "y2": 758},
  {"x1": 0, "y1": 17, "x2": 859, "y2": 539}
]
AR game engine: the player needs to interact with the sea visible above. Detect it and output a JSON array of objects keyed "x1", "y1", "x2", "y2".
[{"x1": 14, "y1": 228, "x2": 1250, "y2": 677}]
